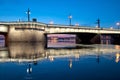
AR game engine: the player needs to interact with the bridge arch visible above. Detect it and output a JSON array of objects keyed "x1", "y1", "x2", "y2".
[
  {"x1": 0, "y1": 25, "x2": 8, "y2": 47},
  {"x1": 0, "y1": 25, "x2": 9, "y2": 47},
  {"x1": 0, "y1": 34, "x2": 5, "y2": 47},
  {"x1": 0, "y1": 33, "x2": 8, "y2": 47}
]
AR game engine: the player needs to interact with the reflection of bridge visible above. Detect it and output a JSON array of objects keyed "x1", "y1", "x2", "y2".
[
  {"x1": 0, "y1": 43, "x2": 120, "y2": 63},
  {"x1": 0, "y1": 22, "x2": 120, "y2": 45}
]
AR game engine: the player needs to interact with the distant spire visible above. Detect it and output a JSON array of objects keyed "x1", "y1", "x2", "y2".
[{"x1": 26, "y1": 8, "x2": 31, "y2": 22}]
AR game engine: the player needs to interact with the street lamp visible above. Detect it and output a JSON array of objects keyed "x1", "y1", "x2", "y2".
[
  {"x1": 75, "y1": 23, "x2": 79, "y2": 26},
  {"x1": 110, "y1": 26, "x2": 113, "y2": 29},
  {"x1": 116, "y1": 22, "x2": 120, "y2": 29},
  {"x1": 49, "y1": 21, "x2": 54, "y2": 24},
  {"x1": 68, "y1": 14, "x2": 72, "y2": 26},
  {"x1": 26, "y1": 8, "x2": 31, "y2": 22},
  {"x1": 96, "y1": 18, "x2": 100, "y2": 28}
]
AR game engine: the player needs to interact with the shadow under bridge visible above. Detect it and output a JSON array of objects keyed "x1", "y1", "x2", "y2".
[
  {"x1": 0, "y1": 32, "x2": 8, "y2": 47},
  {"x1": 75, "y1": 32, "x2": 100, "y2": 44},
  {"x1": 46, "y1": 32, "x2": 100, "y2": 44},
  {"x1": 0, "y1": 25, "x2": 9, "y2": 47}
]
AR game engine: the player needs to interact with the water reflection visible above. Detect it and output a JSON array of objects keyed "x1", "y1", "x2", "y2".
[
  {"x1": 26, "y1": 63, "x2": 33, "y2": 80},
  {"x1": 69, "y1": 59, "x2": 72, "y2": 69},
  {"x1": 114, "y1": 45, "x2": 120, "y2": 63},
  {"x1": 115, "y1": 53, "x2": 120, "y2": 63},
  {"x1": 0, "y1": 43, "x2": 120, "y2": 80},
  {"x1": 0, "y1": 43, "x2": 120, "y2": 63},
  {"x1": 9, "y1": 42, "x2": 45, "y2": 59}
]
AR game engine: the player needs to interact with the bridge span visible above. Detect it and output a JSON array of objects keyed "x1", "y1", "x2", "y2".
[
  {"x1": 46, "y1": 24, "x2": 120, "y2": 34},
  {"x1": 0, "y1": 21, "x2": 120, "y2": 45}
]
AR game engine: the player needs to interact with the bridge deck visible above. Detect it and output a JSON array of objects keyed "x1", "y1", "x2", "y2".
[{"x1": 0, "y1": 21, "x2": 120, "y2": 34}]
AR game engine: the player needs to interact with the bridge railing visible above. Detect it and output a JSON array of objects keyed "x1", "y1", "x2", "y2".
[
  {"x1": 46, "y1": 25, "x2": 120, "y2": 34},
  {"x1": 0, "y1": 21, "x2": 47, "y2": 26}
]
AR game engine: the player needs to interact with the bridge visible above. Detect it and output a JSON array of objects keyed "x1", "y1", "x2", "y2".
[{"x1": 0, "y1": 21, "x2": 120, "y2": 45}]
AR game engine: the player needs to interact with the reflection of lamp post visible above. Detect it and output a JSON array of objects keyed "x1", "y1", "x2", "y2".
[
  {"x1": 27, "y1": 63, "x2": 32, "y2": 74},
  {"x1": 116, "y1": 22, "x2": 120, "y2": 29},
  {"x1": 49, "y1": 56, "x2": 54, "y2": 61},
  {"x1": 25, "y1": 62, "x2": 32, "y2": 80},
  {"x1": 69, "y1": 59, "x2": 72, "y2": 69},
  {"x1": 25, "y1": 63, "x2": 32, "y2": 79},
  {"x1": 115, "y1": 53, "x2": 120, "y2": 63}
]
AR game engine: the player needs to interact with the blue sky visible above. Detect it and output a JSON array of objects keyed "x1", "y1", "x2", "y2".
[{"x1": 0, "y1": 0, "x2": 120, "y2": 28}]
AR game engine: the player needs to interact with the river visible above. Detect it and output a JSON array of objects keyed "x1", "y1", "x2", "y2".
[{"x1": 0, "y1": 41, "x2": 120, "y2": 80}]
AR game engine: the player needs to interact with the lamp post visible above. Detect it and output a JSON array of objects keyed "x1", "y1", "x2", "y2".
[
  {"x1": 68, "y1": 14, "x2": 72, "y2": 26},
  {"x1": 49, "y1": 21, "x2": 54, "y2": 24},
  {"x1": 75, "y1": 23, "x2": 79, "y2": 26},
  {"x1": 96, "y1": 18, "x2": 100, "y2": 28},
  {"x1": 26, "y1": 8, "x2": 31, "y2": 22},
  {"x1": 116, "y1": 22, "x2": 120, "y2": 29}
]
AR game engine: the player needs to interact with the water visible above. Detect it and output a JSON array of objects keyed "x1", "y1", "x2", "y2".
[{"x1": 0, "y1": 42, "x2": 120, "y2": 80}]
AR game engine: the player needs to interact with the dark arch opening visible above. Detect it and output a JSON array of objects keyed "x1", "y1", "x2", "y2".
[
  {"x1": 0, "y1": 33, "x2": 8, "y2": 47},
  {"x1": 0, "y1": 35, "x2": 5, "y2": 47}
]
